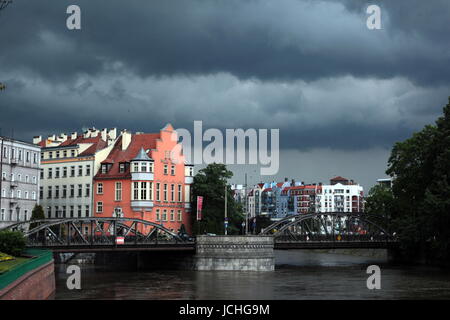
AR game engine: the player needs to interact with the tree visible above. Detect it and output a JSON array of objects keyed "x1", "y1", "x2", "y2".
[
  {"x1": 29, "y1": 204, "x2": 45, "y2": 230},
  {"x1": 191, "y1": 163, "x2": 244, "y2": 235},
  {"x1": 386, "y1": 97, "x2": 450, "y2": 263},
  {"x1": 365, "y1": 184, "x2": 394, "y2": 231}
]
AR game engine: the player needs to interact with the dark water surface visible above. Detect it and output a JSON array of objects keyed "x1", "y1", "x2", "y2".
[{"x1": 54, "y1": 250, "x2": 450, "y2": 300}]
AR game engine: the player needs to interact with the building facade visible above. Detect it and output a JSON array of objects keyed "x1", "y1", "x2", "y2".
[
  {"x1": 34, "y1": 128, "x2": 118, "y2": 219},
  {"x1": 93, "y1": 124, "x2": 193, "y2": 234},
  {"x1": 0, "y1": 136, "x2": 41, "y2": 229}
]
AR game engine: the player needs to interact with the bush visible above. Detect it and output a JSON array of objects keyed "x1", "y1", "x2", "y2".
[{"x1": 0, "y1": 230, "x2": 26, "y2": 256}]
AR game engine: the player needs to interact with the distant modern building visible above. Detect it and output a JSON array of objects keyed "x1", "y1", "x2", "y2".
[
  {"x1": 377, "y1": 178, "x2": 393, "y2": 188},
  {"x1": 0, "y1": 136, "x2": 41, "y2": 229},
  {"x1": 34, "y1": 128, "x2": 118, "y2": 219},
  {"x1": 317, "y1": 177, "x2": 364, "y2": 213}
]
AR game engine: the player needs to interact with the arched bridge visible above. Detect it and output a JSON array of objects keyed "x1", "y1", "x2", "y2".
[
  {"x1": 1, "y1": 217, "x2": 195, "y2": 253},
  {"x1": 261, "y1": 212, "x2": 397, "y2": 249}
]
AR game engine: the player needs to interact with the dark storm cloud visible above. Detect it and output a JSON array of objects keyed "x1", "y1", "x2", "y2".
[
  {"x1": 1, "y1": 0, "x2": 450, "y2": 85},
  {"x1": 0, "y1": 0, "x2": 449, "y2": 160}
]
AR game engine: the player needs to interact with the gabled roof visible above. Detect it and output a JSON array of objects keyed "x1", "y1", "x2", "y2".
[
  {"x1": 330, "y1": 176, "x2": 348, "y2": 181},
  {"x1": 95, "y1": 133, "x2": 160, "y2": 179}
]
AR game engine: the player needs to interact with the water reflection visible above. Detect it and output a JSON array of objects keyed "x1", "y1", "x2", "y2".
[{"x1": 55, "y1": 250, "x2": 450, "y2": 300}]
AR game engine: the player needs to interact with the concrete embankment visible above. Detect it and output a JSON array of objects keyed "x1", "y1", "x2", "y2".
[{"x1": 0, "y1": 249, "x2": 55, "y2": 300}]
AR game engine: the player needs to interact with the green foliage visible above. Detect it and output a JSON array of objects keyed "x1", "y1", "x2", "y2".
[
  {"x1": 191, "y1": 163, "x2": 244, "y2": 235},
  {"x1": 29, "y1": 205, "x2": 45, "y2": 230},
  {"x1": 0, "y1": 230, "x2": 26, "y2": 257},
  {"x1": 387, "y1": 97, "x2": 450, "y2": 263}
]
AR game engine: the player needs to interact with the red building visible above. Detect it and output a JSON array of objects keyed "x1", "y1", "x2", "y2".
[{"x1": 93, "y1": 124, "x2": 193, "y2": 234}]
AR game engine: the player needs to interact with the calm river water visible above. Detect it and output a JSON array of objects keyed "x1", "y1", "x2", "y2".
[{"x1": 54, "y1": 250, "x2": 450, "y2": 300}]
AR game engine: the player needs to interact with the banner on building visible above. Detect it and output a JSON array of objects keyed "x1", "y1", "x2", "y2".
[{"x1": 197, "y1": 196, "x2": 204, "y2": 221}]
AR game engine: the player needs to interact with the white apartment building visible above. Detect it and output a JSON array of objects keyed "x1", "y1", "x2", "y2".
[
  {"x1": 34, "y1": 128, "x2": 119, "y2": 219},
  {"x1": 317, "y1": 177, "x2": 364, "y2": 213},
  {"x1": 0, "y1": 136, "x2": 41, "y2": 229}
]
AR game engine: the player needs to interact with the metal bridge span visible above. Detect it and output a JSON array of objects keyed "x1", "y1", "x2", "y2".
[{"x1": 1, "y1": 213, "x2": 397, "y2": 252}]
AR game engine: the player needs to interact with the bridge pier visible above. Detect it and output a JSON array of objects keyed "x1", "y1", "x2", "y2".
[{"x1": 195, "y1": 235, "x2": 274, "y2": 271}]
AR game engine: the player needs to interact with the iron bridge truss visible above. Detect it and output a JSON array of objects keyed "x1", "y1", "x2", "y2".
[
  {"x1": 261, "y1": 212, "x2": 395, "y2": 248},
  {"x1": 1, "y1": 217, "x2": 192, "y2": 250}
]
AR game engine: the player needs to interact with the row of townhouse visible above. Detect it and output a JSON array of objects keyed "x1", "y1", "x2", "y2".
[
  {"x1": 0, "y1": 136, "x2": 41, "y2": 229},
  {"x1": 35, "y1": 124, "x2": 193, "y2": 233},
  {"x1": 246, "y1": 176, "x2": 364, "y2": 220}
]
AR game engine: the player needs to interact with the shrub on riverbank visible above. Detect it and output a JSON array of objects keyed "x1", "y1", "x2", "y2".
[{"x1": 0, "y1": 230, "x2": 26, "y2": 257}]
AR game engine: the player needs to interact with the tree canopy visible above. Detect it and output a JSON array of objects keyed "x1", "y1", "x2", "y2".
[
  {"x1": 387, "y1": 97, "x2": 450, "y2": 262},
  {"x1": 191, "y1": 163, "x2": 244, "y2": 235}
]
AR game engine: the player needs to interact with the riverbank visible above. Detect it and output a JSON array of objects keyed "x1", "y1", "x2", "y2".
[{"x1": 0, "y1": 249, "x2": 55, "y2": 300}]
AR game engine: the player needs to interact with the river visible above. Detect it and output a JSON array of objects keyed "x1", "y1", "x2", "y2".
[{"x1": 54, "y1": 250, "x2": 450, "y2": 300}]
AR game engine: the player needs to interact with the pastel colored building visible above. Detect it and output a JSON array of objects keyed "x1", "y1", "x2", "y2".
[{"x1": 93, "y1": 124, "x2": 193, "y2": 234}]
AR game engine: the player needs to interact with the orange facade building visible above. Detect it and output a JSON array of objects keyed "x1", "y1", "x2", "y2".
[{"x1": 93, "y1": 124, "x2": 193, "y2": 234}]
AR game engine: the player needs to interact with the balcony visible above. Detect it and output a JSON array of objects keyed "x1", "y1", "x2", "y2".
[
  {"x1": 131, "y1": 200, "x2": 153, "y2": 211},
  {"x1": 10, "y1": 158, "x2": 18, "y2": 165},
  {"x1": 131, "y1": 172, "x2": 154, "y2": 181},
  {"x1": 10, "y1": 181, "x2": 18, "y2": 188}
]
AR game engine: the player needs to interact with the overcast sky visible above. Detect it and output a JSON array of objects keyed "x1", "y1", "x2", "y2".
[{"x1": 1, "y1": 0, "x2": 449, "y2": 191}]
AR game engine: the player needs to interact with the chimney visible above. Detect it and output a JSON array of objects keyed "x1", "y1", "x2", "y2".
[
  {"x1": 33, "y1": 136, "x2": 42, "y2": 145},
  {"x1": 101, "y1": 128, "x2": 108, "y2": 141},
  {"x1": 284, "y1": 177, "x2": 288, "y2": 182},
  {"x1": 60, "y1": 133, "x2": 68, "y2": 142},
  {"x1": 291, "y1": 179, "x2": 295, "y2": 186},
  {"x1": 48, "y1": 134, "x2": 56, "y2": 141},
  {"x1": 121, "y1": 130, "x2": 132, "y2": 150},
  {"x1": 108, "y1": 128, "x2": 117, "y2": 140},
  {"x1": 71, "y1": 132, "x2": 77, "y2": 140}
]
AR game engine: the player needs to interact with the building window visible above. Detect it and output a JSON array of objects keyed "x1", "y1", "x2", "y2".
[
  {"x1": 133, "y1": 182, "x2": 139, "y2": 200},
  {"x1": 70, "y1": 166, "x2": 75, "y2": 177},
  {"x1": 70, "y1": 206, "x2": 74, "y2": 218},
  {"x1": 47, "y1": 186, "x2": 52, "y2": 199},
  {"x1": 156, "y1": 183, "x2": 160, "y2": 201},
  {"x1": 70, "y1": 185, "x2": 75, "y2": 197},
  {"x1": 170, "y1": 210, "x2": 174, "y2": 221},
  {"x1": 78, "y1": 205, "x2": 82, "y2": 217},
  {"x1": 32, "y1": 191, "x2": 36, "y2": 200},
  {"x1": 32, "y1": 176, "x2": 37, "y2": 184},
  {"x1": 56, "y1": 151, "x2": 60, "y2": 158},
  {"x1": 63, "y1": 167, "x2": 67, "y2": 178},
  {"x1": 40, "y1": 169, "x2": 44, "y2": 179},
  {"x1": 119, "y1": 163, "x2": 125, "y2": 173},
  {"x1": 140, "y1": 182, "x2": 147, "y2": 200},
  {"x1": 78, "y1": 165, "x2": 83, "y2": 176},
  {"x1": 63, "y1": 150, "x2": 67, "y2": 158},
  {"x1": 141, "y1": 162, "x2": 147, "y2": 172},
  {"x1": 177, "y1": 210, "x2": 182, "y2": 222},
  {"x1": 163, "y1": 184, "x2": 167, "y2": 201},
  {"x1": 155, "y1": 209, "x2": 160, "y2": 221},
  {"x1": 86, "y1": 165, "x2": 91, "y2": 176},
  {"x1": 85, "y1": 184, "x2": 90, "y2": 197},
  {"x1": 170, "y1": 184, "x2": 175, "y2": 201},
  {"x1": 85, "y1": 205, "x2": 90, "y2": 217},
  {"x1": 55, "y1": 186, "x2": 59, "y2": 198},
  {"x1": 149, "y1": 182, "x2": 153, "y2": 200},
  {"x1": 171, "y1": 165, "x2": 175, "y2": 175},
  {"x1": 178, "y1": 184, "x2": 182, "y2": 202},
  {"x1": 71, "y1": 150, "x2": 76, "y2": 157},
  {"x1": 164, "y1": 164, "x2": 168, "y2": 175},
  {"x1": 97, "y1": 183, "x2": 103, "y2": 194},
  {"x1": 149, "y1": 162, "x2": 154, "y2": 173},
  {"x1": 48, "y1": 168, "x2": 52, "y2": 179},
  {"x1": 162, "y1": 209, "x2": 167, "y2": 221},
  {"x1": 133, "y1": 162, "x2": 139, "y2": 172},
  {"x1": 39, "y1": 187, "x2": 43, "y2": 200},
  {"x1": 62, "y1": 185, "x2": 67, "y2": 198},
  {"x1": 55, "y1": 168, "x2": 60, "y2": 178},
  {"x1": 97, "y1": 202, "x2": 103, "y2": 213},
  {"x1": 62, "y1": 206, "x2": 66, "y2": 218},
  {"x1": 115, "y1": 182, "x2": 122, "y2": 201},
  {"x1": 78, "y1": 184, "x2": 82, "y2": 197}
]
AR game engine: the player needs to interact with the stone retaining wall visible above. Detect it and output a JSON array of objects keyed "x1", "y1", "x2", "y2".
[{"x1": 195, "y1": 235, "x2": 274, "y2": 271}]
